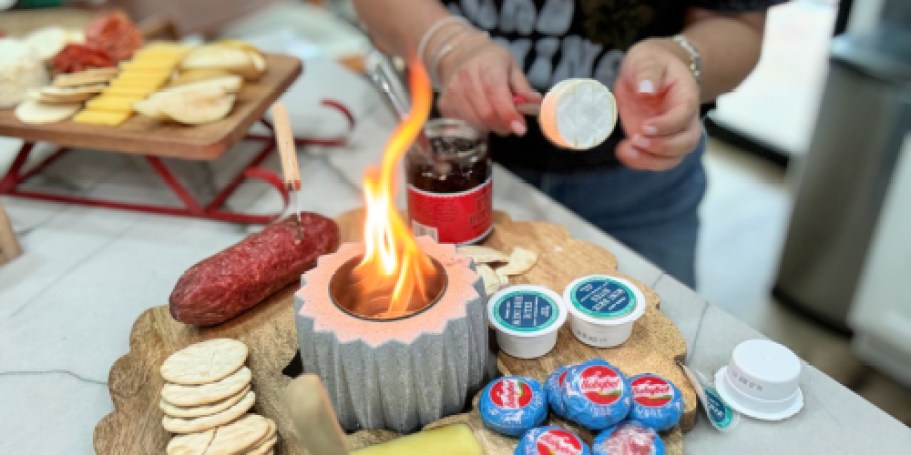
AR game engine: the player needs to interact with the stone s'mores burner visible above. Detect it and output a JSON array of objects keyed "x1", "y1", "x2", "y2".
[{"x1": 294, "y1": 237, "x2": 489, "y2": 433}]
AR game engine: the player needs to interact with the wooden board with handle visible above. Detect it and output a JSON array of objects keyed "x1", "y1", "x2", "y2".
[
  {"x1": 0, "y1": 54, "x2": 301, "y2": 161},
  {"x1": 94, "y1": 210, "x2": 695, "y2": 454}
]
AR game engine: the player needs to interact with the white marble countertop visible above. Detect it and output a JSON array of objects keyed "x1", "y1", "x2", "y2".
[{"x1": 1, "y1": 57, "x2": 909, "y2": 454}]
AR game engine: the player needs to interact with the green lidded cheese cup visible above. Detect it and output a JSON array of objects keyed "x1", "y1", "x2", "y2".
[
  {"x1": 562, "y1": 275, "x2": 646, "y2": 348},
  {"x1": 488, "y1": 285, "x2": 568, "y2": 359}
]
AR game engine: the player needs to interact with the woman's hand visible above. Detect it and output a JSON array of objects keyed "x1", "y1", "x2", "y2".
[
  {"x1": 614, "y1": 38, "x2": 702, "y2": 171},
  {"x1": 436, "y1": 34, "x2": 540, "y2": 137}
]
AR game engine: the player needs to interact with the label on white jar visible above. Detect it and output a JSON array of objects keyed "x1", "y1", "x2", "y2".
[
  {"x1": 568, "y1": 277, "x2": 637, "y2": 319},
  {"x1": 492, "y1": 290, "x2": 559, "y2": 332}
]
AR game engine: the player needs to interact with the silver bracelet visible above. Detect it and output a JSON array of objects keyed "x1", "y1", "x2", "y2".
[
  {"x1": 672, "y1": 34, "x2": 702, "y2": 85},
  {"x1": 417, "y1": 16, "x2": 469, "y2": 63}
]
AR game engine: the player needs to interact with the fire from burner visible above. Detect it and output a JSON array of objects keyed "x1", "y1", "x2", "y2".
[{"x1": 350, "y1": 59, "x2": 440, "y2": 319}]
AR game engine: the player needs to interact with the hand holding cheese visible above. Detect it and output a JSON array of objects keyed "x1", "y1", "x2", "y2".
[{"x1": 613, "y1": 38, "x2": 702, "y2": 171}]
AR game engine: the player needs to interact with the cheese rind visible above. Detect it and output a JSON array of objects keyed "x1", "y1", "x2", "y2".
[{"x1": 538, "y1": 78, "x2": 617, "y2": 151}]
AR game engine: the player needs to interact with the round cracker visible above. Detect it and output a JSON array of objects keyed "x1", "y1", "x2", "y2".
[
  {"x1": 166, "y1": 429, "x2": 214, "y2": 455},
  {"x1": 160, "y1": 386, "x2": 251, "y2": 418},
  {"x1": 162, "y1": 390, "x2": 256, "y2": 434},
  {"x1": 161, "y1": 366, "x2": 252, "y2": 406},
  {"x1": 161, "y1": 338, "x2": 248, "y2": 385},
  {"x1": 248, "y1": 418, "x2": 276, "y2": 449},
  {"x1": 246, "y1": 435, "x2": 277, "y2": 455},
  {"x1": 15, "y1": 99, "x2": 80, "y2": 124},
  {"x1": 204, "y1": 414, "x2": 271, "y2": 455}
]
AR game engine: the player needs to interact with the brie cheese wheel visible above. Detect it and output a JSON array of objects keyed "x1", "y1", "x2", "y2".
[
  {"x1": 0, "y1": 39, "x2": 49, "y2": 109},
  {"x1": 538, "y1": 78, "x2": 617, "y2": 150}
]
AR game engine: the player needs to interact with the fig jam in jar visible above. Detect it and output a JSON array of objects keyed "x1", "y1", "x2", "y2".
[{"x1": 406, "y1": 118, "x2": 493, "y2": 245}]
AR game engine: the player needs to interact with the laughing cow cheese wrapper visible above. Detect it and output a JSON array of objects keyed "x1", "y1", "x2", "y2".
[
  {"x1": 592, "y1": 421, "x2": 666, "y2": 455},
  {"x1": 479, "y1": 376, "x2": 548, "y2": 436},
  {"x1": 563, "y1": 359, "x2": 632, "y2": 430},
  {"x1": 627, "y1": 373, "x2": 685, "y2": 431},
  {"x1": 515, "y1": 426, "x2": 592, "y2": 455}
]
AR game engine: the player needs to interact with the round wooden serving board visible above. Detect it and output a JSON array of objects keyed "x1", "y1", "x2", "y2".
[{"x1": 94, "y1": 210, "x2": 695, "y2": 454}]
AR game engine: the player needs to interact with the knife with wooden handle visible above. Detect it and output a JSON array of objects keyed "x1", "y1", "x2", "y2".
[{"x1": 283, "y1": 374, "x2": 349, "y2": 455}]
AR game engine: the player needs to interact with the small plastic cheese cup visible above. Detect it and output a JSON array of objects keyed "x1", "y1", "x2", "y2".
[
  {"x1": 714, "y1": 338, "x2": 804, "y2": 421},
  {"x1": 538, "y1": 78, "x2": 617, "y2": 151},
  {"x1": 488, "y1": 285, "x2": 567, "y2": 359},
  {"x1": 562, "y1": 275, "x2": 646, "y2": 348}
]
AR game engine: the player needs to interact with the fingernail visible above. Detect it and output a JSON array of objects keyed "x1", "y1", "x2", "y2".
[
  {"x1": 631, "y1": 134, "x2": 651, "y2": 148},
  {"x1": 643, "y1": 124, "x2": 659, "y2": 136},
  {"x1": 511, "y1": 120, "x2": 527, "y2": 136},
  {"x1": 638, "y1": 80, "x2": 656, "y2": 94}
]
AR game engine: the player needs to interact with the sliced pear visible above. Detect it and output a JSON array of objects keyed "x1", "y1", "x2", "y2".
[
  {"x1": 168, "y1": 69, "x2": 233, "y2": 87},
  {"x1": 162, "y1": 74, "x2": 243, "y2": 93},
  {"x1": 180, "y1": 44, "x2": 262, "y2": 80},
  {"x1": 156, "y1": 87, "x2": 236, "y2": 125},
  {"x1": 15, "y1": 99, "x2": 81, "y2": 124},
  {"x1": 132, "y1": 97, "x2": 168, "y2": 120}
]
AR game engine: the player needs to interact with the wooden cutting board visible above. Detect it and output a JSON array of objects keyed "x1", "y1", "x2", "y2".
[{"x1": 93, "y1": 210, "x2": 695, "y2": 454}]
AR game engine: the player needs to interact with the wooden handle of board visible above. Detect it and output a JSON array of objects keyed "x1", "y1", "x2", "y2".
[
  {"x1": 270, "y1": 103, "x2": 301, "y2": 191},
  {"x1": 0, "y1": 200, "x2": 22, "y2": 265},
  {"x1": 283, "y1": 374, "x2": 349, "y2": 455}
]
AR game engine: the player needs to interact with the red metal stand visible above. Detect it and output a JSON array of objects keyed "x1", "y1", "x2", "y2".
[{"x1": 0, "y1": 103, "x2": 354, "y2": 224}]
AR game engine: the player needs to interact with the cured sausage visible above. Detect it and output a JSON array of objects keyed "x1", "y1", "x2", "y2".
[
  {"x1": 52, "y1": 44, "x2": 115, "y2": 73},
  {"x1": 169, "y1": 213, "x2": 340, "y2": 326},
  {"x1": 85, "y1": 11, "x2": 143, "y2": 61}
]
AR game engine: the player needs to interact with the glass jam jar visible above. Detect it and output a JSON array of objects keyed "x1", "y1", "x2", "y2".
[{"x1": 406, "y1": 118, "x2": 493, "y2": 245}]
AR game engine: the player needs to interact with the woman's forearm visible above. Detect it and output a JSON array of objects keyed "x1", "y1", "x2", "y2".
[
  {"x1": 353, "y1": 0, "x2": 452, "y2": 58},
  {"x1": 653, "y1": 9, "x2": 767, "y2": 103}
]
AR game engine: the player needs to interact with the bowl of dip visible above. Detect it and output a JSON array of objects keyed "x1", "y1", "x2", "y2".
[
  {"x1": 562, "y1": 275, "x2": 646, "y2": 348},
  {"x1": 488, "y1": 285, "x2": 567, "y2": 359}
]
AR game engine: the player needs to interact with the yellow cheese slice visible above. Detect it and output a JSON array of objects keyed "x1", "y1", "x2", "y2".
[
  {"x1": 119, "y1": 60, "x2": 180, "y2": 72},
  {"x1": 108, "y1": 79, "x2": 165, "y2": 90},
  {"x1": 73, "y1": 109, "x2": 132, "y2": 126},
  {"x1": 102, "y1": 87, "x2": 156, "y2": 97},
  {"x1": 85, "y1": 95, "x2": 144, "y2": 112},
  {"x1": 350, "y1": 425, "x2": 483, "y2": 455},
  {"x1": 112, "y1": 73, "x2": 170, "y2": 85}
]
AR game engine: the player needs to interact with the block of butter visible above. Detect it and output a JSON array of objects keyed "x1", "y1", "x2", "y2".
[{"x1": 351, "y1": 425, "x2": 484, "y2": 455}]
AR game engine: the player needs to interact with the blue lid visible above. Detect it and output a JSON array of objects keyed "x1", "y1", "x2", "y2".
[
  {"x1": 515, "y1": 426, "x2": 592, "y2": 455},
  {"x1": 627, "y1": 373, "x2": 685, "y2": 432},
  {"x1": 592, "y1": 421, "x2": 666, "y2": 455},
  {"x1": 479, "y1": 376, "x2": 548, "y2": 437},
  {"x1": 562, "y1": 359, "x2": 632, "y2": 430}
]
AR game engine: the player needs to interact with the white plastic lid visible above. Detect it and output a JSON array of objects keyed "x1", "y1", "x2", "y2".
[
  {"x1": 562, "y1": 275, "x2": 646, "y2": 327},
  {"x1": 488, "y1": 285, "x2": 567, "y2": 338}
]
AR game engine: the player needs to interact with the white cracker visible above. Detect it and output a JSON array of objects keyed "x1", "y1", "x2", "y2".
[
  {"x1": 161, "y1": 366, "x2": 251, "y2": 406},
  {"x1": 457, "y1": 245, "x2": 509, "y2": 264},
  {"x1": 161, "y1": 338, "x2": 248, "y2": 385},
  {"x1": 496, "y1": 247, "x2": 539, "y2": 276},
  {"x1": 162, "y1": 390, "x2": 256, "y2": 434},
  {"x1": 160, "y1": 386, "x2": 251, "y2": 418},
  {"x1": 246, "y1": 435, "x2": 277, "y2": 455},
  {"x1": 476, "y1": 264, "x2": 502, "y2": 296},
  {"x1": 166, "y1": 429, "x2": 214, "y2": 455},
  {"x1": 204, "y1": 414, "x2": 271, "y2": 455}
]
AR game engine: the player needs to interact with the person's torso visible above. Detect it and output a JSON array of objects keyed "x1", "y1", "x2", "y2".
[{"x1": 442, "y1": 0, "x2": 690, "y2": 171}]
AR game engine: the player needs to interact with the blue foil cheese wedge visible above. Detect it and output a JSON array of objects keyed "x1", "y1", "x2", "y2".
[
  {"x1": 515, "y1": 426, "x2": 592, "y2": 455},
  {"x1": 479, "y1": 376, "x2": 548, "y2": 436},
  {"x1": 562, "y1": 359, "x2": 632, "y2": 430}
]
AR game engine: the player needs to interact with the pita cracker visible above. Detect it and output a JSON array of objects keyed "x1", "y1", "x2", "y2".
[
  {"x1": 496, "y1": 247, "x2": 539, "y2": 276},
  {"x1": 457, "y1": 245, "x2": 509, "y2": 264}
]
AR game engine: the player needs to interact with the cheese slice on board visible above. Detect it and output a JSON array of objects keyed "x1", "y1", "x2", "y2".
[
  {"x1": 538, "y1": 78, "x2": 617, "y2": 150},
  {"x1": 86, "y1": 95, "x2": 144, "y2": 112},
  {"x1": 351, "y1": 425, "x2": 484, "y2": 455},
  {"x1": 73, "y1": 109, "x2": 132, "y2": 126}
]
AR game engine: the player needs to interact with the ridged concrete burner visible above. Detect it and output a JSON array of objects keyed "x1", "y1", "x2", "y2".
[{"x1": 294, "y1": 237, "x2": 490, "y2": 433}]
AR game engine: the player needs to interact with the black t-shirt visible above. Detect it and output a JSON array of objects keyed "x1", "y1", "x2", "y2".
[{"x1": 442, "y1": 0, "x2": 786, "y2": 171}]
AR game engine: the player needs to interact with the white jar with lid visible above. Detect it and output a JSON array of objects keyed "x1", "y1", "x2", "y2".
[
  {"x1": 562, "y1": 275, "x2": 646, "y2": 348},
  {"x1": 488, "y1": 285, "x2": 567, "y2": 359}
]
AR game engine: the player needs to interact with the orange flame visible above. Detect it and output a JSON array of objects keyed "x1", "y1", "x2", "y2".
[{"x1": 351, "y1": 59, "x2": 439, "y2": 318}]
